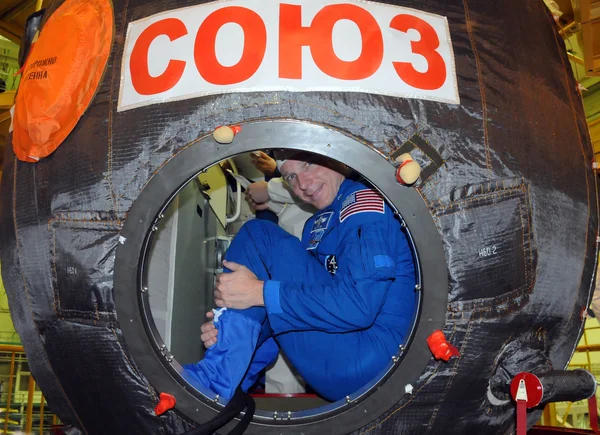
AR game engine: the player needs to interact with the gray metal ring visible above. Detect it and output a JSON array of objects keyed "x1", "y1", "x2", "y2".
[{"x1": 114, "y1": 119, "x2": 448, "y2": 434}]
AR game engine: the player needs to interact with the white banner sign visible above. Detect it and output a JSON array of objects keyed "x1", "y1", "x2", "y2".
[{"x1": 118, "y1": 0, "x2": 459, "y2": 112}]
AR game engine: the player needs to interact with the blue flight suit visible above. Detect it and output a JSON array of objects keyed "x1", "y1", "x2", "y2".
[{"x1": 184, "y1": 179, "x2": 416, "y2": 401}]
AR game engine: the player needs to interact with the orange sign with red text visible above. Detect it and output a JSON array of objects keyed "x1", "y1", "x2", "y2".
[{"x1": 118, "y1": 0, "x2": 458, "y2": 112}]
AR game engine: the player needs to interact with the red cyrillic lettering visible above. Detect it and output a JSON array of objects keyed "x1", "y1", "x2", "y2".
[
  {"x1": 390, "y1": 14, "x2": 446, "y2": 90},
  {"x1": 130, "y1": 18, "x2": 187, "y2": 95},
  {"x1": 279, "y1": 4, "x2": 383, "y2": 80},
  {"x1": 194, "y1": 7, "x2": 266, "y2": 85}
]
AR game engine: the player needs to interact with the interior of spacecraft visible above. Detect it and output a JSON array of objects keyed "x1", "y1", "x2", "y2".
[{"x1": 142, "y1": 149, "x2": 420, "y2": 413}]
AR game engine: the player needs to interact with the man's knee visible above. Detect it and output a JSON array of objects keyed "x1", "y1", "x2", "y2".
[
  {"x1": 227, "y1": 219, "x2": 306, "y2": 274},
  {"x1": 237, "y1": 219, "x2": 292, "y2": 244},
  {"x1": 225, "y1": 219, "x2": 283, "y2": 267},
  {"x1": 240, "y1": 218, "x2": 280, "y2": 235},
  {"x1": 227, "y1": 220, "x2": 278, "y2": 253}
]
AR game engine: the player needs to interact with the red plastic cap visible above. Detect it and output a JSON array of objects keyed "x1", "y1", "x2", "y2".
[
  {"x1": 215, "y1": 124, "x2": 242, "y2": 134},
  {"x1": 426, "y1": 330, "x2": 460, "y2": 361},
  {"x1": 155, "y1": 392, "x2": 176, "y2": 416},
  {"x1": 510, "y1": 372, "x2": 543, "y2": 408}
]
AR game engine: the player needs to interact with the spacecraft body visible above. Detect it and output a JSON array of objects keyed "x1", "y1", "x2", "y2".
[{"x1": 0, "y1": 0, "x2": 597, "y2": 434}]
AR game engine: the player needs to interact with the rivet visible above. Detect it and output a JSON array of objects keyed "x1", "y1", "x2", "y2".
[
  {"x1": 415, "y1": 284, "x2": 421, "y2": 290},
  {"x1": 346, "y1": 396, "x2": 351, "y2": 404},
  {"x1": 214, "y1": 395, "x2": 220, "y2": 403}
]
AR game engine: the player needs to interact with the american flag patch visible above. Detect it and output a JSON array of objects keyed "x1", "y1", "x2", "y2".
[{"x1": 339, "y1": 189, "x2": 385, "y2": 222}]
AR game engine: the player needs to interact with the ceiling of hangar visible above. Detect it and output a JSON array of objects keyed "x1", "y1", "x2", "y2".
[
  {"x1": 0, "y1": 1, "x2": 599, "y2": 173},
  {"x1": 561, "y1": 0, "x2": 600, "y2": 159},
  {"x1": 0, "y1": 0, "x2": 44, "y2": 44}
]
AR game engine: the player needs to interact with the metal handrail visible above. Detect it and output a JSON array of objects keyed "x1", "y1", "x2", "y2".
[{"x1": 0, "y1": 344, "x2": 60, "y2": 434}]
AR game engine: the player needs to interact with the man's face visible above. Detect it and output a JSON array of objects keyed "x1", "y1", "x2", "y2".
[{"x1": 280, "y1": 158, "x2": 346, "y2": 210}]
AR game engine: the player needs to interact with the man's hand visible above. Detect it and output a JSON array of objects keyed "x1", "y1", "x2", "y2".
[
  {"x1": 215, "y1": 260, "x2": 264, "y2": 309},
  {"x1": 250, "y1": 151, "x2": 277, "y2": 175},
  {"x1": 200, "y1": 311, "x2": 217, "y2": 348},
  {"x1": 245, "y1": 181, "x2": 270, "y2": 211}
]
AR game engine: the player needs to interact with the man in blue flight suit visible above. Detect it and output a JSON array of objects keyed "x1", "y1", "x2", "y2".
[{"x1": 185, "y1": 152, "x2": 416, "y2": 402}]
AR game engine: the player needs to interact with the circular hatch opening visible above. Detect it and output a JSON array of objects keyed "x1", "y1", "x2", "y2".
[{"x1": 114, "y1": 120, "x2": 447, "y2": 434}]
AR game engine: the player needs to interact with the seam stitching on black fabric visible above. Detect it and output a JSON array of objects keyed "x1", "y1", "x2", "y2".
[
  {"x1": 518, "y1": 187, "x2": 529, "y2": 291},
  {"x1": 447, "y1": 285, "x2": 528, "y2": 312},
  {"x1": 432, "y1": 185, "x2": 524, "y2": 213},
  {"x1": 408, "y1": 132, "x2": 447, "y2": 168},
  {"x1": 425, "y1": 321, "x2": 471, "y2": 432},
  {"x1": 462, "y1": 0, "x2": 492, "y2": 174},
  {"x1": 48, "y1": 217, "x2": 122, "y2": 227},
  {"x1": 447, "y1": 288, "x2": 530, "y2": 321},
  {"x1": 106, "y1": 0, "x2": 129, "y2": 225},
  {"x1": 525, "y1": 184, "x2": 538, "y2": 290},
  {"x1": 49, "y1": 224, "x2": 117, "y2": 322},
  {"x1": 430, "y1": 179, "x2": 522, "y2": 210},
  {"x1": 49, "y1": 220, "x2": 121, "y2": 230},
  {"x1": 110, "y1": 328, "x2": 158, "y2": 403},
  {"x1": 92, "y1": 296, "x2": 100, "y2": 324},
  {"x1": 438, "y1": 183, "x2": 537, "y2": 319},
  {"x1": 407, "y1": 134, "x2": 446, "y2": 186},
  {"x1": 434, "y1": 190, "x2": 522, "y2": 215},
  {"x1": 407, "y1": 138, "x2": 435, "y2": 166},
  {"x1": 57, "y1": 308, "x2": 115, "y2": 315},
  {"x1": 11, "y1": 157, "x2": 90, "y2": 434},
  {"x1": 114, "y1": 160, "x2": 152, "y2": 201},
  {"x1": 415, "y1": 142, "x2": 446, "y2": 193},
  {"x1": 544, "y1": 3, "x2": 592, "y2": 327},
  {"x1": 359, "y1": 323, "x2": 456, "y2": 433},
  {"x1": 50, "y1": 228, "x2": 61, "y2": 318},
  {"x1": 422, "y1": 169, "x2": 444, "y2": 190},
  {"x1": 416, "y1": 188, "x2": 433, "y2": 209}
]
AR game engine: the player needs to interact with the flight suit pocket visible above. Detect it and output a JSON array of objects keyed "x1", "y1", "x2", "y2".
[
  {"x1": 357, "y1": 227, "x2": 396, "y2": 281},
  {"x1": 431, "y1": 178, "x2": 537, "y2": 319}
]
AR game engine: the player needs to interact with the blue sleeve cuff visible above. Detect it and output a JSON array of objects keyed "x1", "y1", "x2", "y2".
[{"x1": 264, "y1": 280, "x2": 282, "y2": 314}]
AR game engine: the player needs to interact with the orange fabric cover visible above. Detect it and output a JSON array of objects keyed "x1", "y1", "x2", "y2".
[{"x1": 13, "y1": 0, "x2": 113, "y2": 162}]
